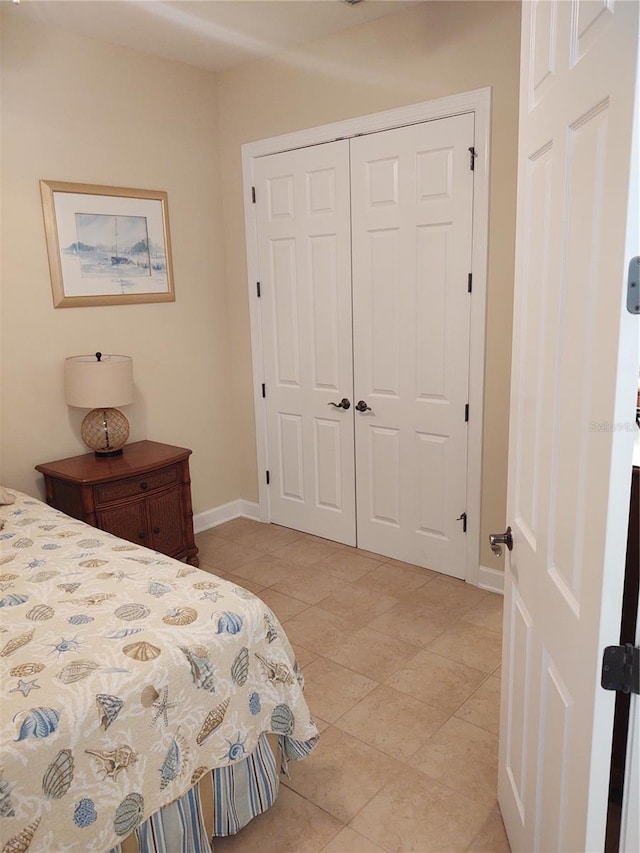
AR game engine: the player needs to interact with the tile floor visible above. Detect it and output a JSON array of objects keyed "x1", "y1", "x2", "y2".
[{"x1": 195, "y1": 519, "x2": 510, "y2": 853}]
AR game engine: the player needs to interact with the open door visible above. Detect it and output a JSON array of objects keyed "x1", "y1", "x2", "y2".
[{"x1": 498, "y1": 1, "x2": 639, "y2": 851}]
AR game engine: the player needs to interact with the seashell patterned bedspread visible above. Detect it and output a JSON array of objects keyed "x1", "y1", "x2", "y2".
[{"x1": 0, "y1": 491, "x2": 319, "y2": 853}]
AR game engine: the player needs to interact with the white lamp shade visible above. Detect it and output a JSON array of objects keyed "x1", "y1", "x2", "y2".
[{"x1": 65, "y1": 354, "x2": 134, "y2": 409}]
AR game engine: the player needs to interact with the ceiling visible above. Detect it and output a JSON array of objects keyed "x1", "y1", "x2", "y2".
[{"x1": 10, "y1": 0, "x2": 423, "y2": 73}]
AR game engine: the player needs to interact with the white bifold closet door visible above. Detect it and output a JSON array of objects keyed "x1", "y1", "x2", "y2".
[{"x1": 254, "y1": 113, "x2": 474, "y2": 578}]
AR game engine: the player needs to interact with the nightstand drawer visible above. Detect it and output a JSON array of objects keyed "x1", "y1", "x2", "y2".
[{"x1": 94, "y1": 465, "x2": 179, "y2": 505}]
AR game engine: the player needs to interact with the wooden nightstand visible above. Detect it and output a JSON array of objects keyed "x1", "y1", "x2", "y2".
[{"x1": 36, "y1": 440, "x2": 199, "y2": 566}]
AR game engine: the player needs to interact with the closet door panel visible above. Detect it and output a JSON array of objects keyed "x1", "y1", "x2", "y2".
[
  {"x1": 270, "y1": 238, "x2": 300, "y2": 386},
  {"x1": 255, "y1": 141, "x2": 356, "y2": 544},
  {"x1": 351, "y1": 114, "x2": 474, "y2": 576},
  {"x1": 369, "y1": 228, "x2": 401, "y2": 396}
]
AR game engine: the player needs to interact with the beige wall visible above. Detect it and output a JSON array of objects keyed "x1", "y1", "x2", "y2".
[
  {"x1": 0, "y1": 11, "x2": 236, "y2": 512},
  {"x1": 216, "y1": 1, "x2": 521, "y2": 568}
]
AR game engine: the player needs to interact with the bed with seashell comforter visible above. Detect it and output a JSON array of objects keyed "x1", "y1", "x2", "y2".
[{"x1": 0, "y1": 490, "x2": 319, "y2": 853}]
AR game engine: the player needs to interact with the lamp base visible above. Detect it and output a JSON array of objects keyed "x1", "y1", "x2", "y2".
[{"x1": 80, "y1": 408, "x2": 130, "y2": 456}]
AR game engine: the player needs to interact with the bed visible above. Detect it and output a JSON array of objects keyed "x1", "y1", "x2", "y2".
[{"x1": 0, "y1": 489, "x2": 319, "y2": 853}]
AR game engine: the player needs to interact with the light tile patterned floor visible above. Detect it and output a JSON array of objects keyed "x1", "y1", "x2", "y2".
[{"x1": 195, "y1": 519, "x2": 510, "y2": 853}]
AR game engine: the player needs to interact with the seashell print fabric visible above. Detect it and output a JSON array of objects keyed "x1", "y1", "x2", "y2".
[{"x1": 0, "y1": 492, "x2": 319, "y2": 853}]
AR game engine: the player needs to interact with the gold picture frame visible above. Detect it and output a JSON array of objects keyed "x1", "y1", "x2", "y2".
[{"x1": 40, "y1": 180, "x2": 175, "y2": 308}]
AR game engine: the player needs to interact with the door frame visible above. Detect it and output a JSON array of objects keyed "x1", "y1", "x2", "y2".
[{"x1": 241, "y1": 86, "x2": 491, "y2": 585}]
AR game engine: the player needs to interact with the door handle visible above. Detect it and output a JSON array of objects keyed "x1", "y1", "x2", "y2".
[
  {"x1": 489, "y1": 526, "x2": 513, "y2": 557},
  {"x1": 328, "y1": 398, "x2": 351, "y2": 410},
  {"x1": 355, "y1": 400, "x2": 372, "y2": 413}
]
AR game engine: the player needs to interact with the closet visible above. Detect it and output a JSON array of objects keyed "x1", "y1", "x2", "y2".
[{"x1": 252, "y1": 112, "x2": 475, "y2": 579}]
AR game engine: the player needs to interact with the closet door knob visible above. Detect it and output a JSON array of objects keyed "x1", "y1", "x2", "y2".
[
  {"x1": 355, "y1": 400, "x2": 372, "y2": 412},
  {"x1": 328, "y1": 398, "x2": 351, "y2": 410}
]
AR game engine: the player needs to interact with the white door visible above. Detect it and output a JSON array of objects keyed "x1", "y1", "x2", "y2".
[
  {"x1": 255, "y1": 117, "x2": 475, "y2": 575},
  {"x1": 254, "y1": 141, "x2": 356, "y2": 544},
  {"x1": 499, "y1": 1, "x2": 639, "y2": 850},
  {"x1": 350, "y1": 114, "x2": 474, "y2": 578}
]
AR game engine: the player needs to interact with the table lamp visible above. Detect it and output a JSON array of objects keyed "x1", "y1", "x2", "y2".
[{"x1": 65, "y1": 353, "x2": 134, "y2": 457}]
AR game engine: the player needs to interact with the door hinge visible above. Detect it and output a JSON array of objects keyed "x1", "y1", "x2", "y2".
[
  {"x1": 468, "y1": 147, "x2": 477, "y2": 171},
  {"x1": 257, "y1": 281, "x2": 261, "y2": 297},
  {"x1": 465, "y1": 404, "x2": 469, "y2": 422},
  {"x1": 266, "y1": 470, "x2": 270, "y2": 485},
  {"x1": 627, "y1": 256, "x2": 640, "y2": 314},
  {"x1": 601, "y1": 644, "x2": 639, "y2": 695},
  {"x1": 261, "y1": 383, "x2": 266, "y2": 398},
  {"x1": 251, "y1": 186, "x2": 256, "y2": 203},
  {"x1": 468, "y1": 273, "x2": 473, "y2": 293},
  {"x1": 457, "y1": 512, "x2": 467, "y2": 533}
]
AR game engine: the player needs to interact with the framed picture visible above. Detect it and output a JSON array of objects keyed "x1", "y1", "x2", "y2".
[{"x1": 40, "y1": 180, "x2": 175, "y2": 307}]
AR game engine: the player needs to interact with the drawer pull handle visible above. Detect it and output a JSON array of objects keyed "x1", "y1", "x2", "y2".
[
  {"x1": 138, "y1": 531, "x2": 145, "y2": 540},
  {"x1": 140, "y1": 482, "x2": 148, "y2": 491},
  {"x1": 153, "y1": 526, "x2": 160, "y2": 535}
]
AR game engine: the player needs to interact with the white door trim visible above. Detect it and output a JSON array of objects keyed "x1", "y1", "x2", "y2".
[{"x1": 242, "y1": 87, "x2": 492, "y2": 585}]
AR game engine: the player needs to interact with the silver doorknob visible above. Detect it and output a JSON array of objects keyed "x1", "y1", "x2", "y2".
[{"x1": 489, "y1": 526, "x2": 513, "y2": 557}]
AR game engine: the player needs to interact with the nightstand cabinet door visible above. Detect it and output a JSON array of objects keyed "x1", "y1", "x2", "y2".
[
  {"x1": 146, "y1": 488, "x2": 185, "y2": 556},
  {"x1": 97, "y1": 500, "x2": 148, "y2": 546}
]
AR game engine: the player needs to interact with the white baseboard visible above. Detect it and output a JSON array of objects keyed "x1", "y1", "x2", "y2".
[
  {"x1": 477, "y1": 565, "x2": 505, "y2": 595},
  {"x1": 194, "y1": 499, "x2": 260, "y2": 534}
]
